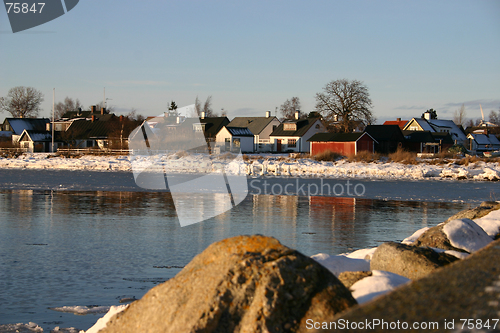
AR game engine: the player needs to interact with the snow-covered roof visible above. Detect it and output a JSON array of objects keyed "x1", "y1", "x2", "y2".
[
  {"x1": 5, "y1": 118, "x2": 49, "y2": 135},
  {"x1": 428, "y1": 119, "x2": 467, "y2": 141}
]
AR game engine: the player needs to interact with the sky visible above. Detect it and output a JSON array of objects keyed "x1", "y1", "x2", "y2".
[{"x1": 0, "y1": 0, "x2": 499, "y2": 124}]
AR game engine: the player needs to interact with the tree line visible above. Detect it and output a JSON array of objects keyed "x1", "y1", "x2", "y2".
[{"x1": 2, "y1": 83, "x2": 499, "y2": 133}]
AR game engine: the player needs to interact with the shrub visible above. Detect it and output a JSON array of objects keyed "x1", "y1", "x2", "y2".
[
  {"x1": 313, "y1": 150, "x2": 343, "y2": 161},
  {"x1": 347, "y1": 150, "x2": 380, "y2": 162},
  {"x1": 388, "y1": 148, "x2": 417, "y2": 164}
]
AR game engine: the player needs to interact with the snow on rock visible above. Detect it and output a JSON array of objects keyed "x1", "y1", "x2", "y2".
[
  {"x1": 402, "y1": 227, "x2": 430, "y2": 245},
  {"x1": 350, "y1": 270, "x2": 411, "y2": 304},
  {"x1": 344, "y1": 247, "x2": 378, "y2": 261},
  {"x1": 442, "y1": 218, "x2": 493, "y2": 253},
  {"x1": 0, "y1": 322, "x2": 43, "y2": 332},
  {"x1": 474, "y1": 209, "x2": 500, "y2": 238},
  {"x1": 84, "y1": 304, "x2": 129, "y2": 333},
  {"x1": 311, "y1": 253, "x2": 370, "y2": 276}
]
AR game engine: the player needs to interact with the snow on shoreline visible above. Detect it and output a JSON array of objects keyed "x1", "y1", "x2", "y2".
[{"x1": 0, "y1": 153, "x2": 499, "y2": 181}]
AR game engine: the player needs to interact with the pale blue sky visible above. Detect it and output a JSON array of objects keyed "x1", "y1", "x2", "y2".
[{"x1": 1, "y1": 0, "x2": 499, "y2": 123}]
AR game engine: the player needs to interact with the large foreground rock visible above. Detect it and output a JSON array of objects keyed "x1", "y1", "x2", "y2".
[
  {"x1": 370, "y1": 242, "x2": 458, "y2": 280},
  {"x1": 101, "y1": 235, "x2": 356, "y2": 333}
]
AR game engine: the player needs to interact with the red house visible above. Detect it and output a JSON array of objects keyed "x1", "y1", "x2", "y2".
[{"x1": 308, "y1": 132, "x2": 377, "y2": 156}]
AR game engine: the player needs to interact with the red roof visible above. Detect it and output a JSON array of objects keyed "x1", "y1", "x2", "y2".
[{"x1": 383, "y1": 120, "x2": 408, "y2": 129}]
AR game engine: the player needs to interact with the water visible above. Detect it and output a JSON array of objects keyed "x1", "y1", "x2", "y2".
[{"x1": 0, "y1": 188, "x2": 474, "y2": 331}]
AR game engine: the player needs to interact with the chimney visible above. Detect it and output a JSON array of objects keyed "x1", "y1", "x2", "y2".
[
  {"x1": 295, "y1": 110, "x2": 300, "y2": 120},
  {"x1": 101, "y1": 107, "x2": 106, "y2": 115},
  {"x1": 91, "y1": 105, "x2": 96, "y2": 113},
  {"x1": 201, "y1": 111, "x2": 205, "y2": 119},
  {"x1": 397, "y1": 118, "x2": 401, "y2": 122},
  {"x1": 119, "y1": 115, "x2": 124, "y2": 122},
  {"x1": 176, "y1": 116, "x2": 181, "y2": 124},
  {"x1": 266, "y1": 110, "x2": 271, "y2": 118},
  {"x1": 91, "y1": 115, "x2": 95, "y2": 122}
]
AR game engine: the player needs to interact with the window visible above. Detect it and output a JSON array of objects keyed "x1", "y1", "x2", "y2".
[
  {"x1": 284, "y1": 123, "x2": 297, "y2": 131},
  {"x1": 288, "y1": 139, "x2": 296, "y2": 147},
  {"x1": 193, "y1": 123, "x2": 206, "y2": 132},
  {"x1": 233, "y1": 138, "x2": 241, "y2": 147}
]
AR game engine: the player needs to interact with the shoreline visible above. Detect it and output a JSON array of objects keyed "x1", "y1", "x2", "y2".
[{"x1": 0, "y1": 153, "x2": 499, "y2": 182}]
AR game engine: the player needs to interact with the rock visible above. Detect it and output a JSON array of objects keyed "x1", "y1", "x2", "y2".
[
  {"x1": 370, "y1": 242, "x2": 458, "y2": 280},
  {"x1": 446, "y1": 201, "x2": 500, "y2": 222},
  {"x1": 338, "y1": 271, "x2": 372, "y2": 289},
  {"x1": 412, "y1": 201, "x2": 500, "y2": 252},
  {"x1": 100, "y1": 235, "x2": 357, "y2": 333}
]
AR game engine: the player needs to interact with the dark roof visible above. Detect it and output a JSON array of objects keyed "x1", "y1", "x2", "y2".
[
  {"x1": 61, "y1": 110, "x2": 111, "y2": 119},
  {"x1": 365, "y1": 125, "x2": 405, "y2": 141},
  {"x1": 225, "y1": 127, "x2": 254, "y2": 137},
  {"x1": 3, "y1": 118, "x2": 50, "y2": 135},
  {"x1": 270, "y1": 118, "x2": 321, "y2": 137},
  {"x1": 402, "y1": 130, "x2": 436, "y2": 143},
  {"x1": 430, "y1": 132, "x2": 454, "y2": 145},
  {"x1": 227, "y1": 117, "x2": 279, "y2": 135},
  {"x1": 176, "y1": 117, "x2": 230, "y2": 138},
  {"x1": 65, "y1": 119, "x2": 114, "y2": 139},
  {"x1": 308, "y1": 132, "x2": 377, "y2": 143}
]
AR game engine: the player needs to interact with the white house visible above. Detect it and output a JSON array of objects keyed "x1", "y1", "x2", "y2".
[
  {"x1": 270, "y1": 112, "x2": 325, "y2": 153},
  {"x1": 403, "y1": 113, "x2": 467, "y2": 145},
  {"x1": 226, "y1": 111, "x2": 281, "y2": 152},
  {"x1": 215, "y1": 126, "x2": 254, "y2": 153}
]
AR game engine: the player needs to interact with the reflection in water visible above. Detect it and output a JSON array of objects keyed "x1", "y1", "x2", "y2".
[{"x1": 0, "y1": 189, "x2": 471, "y2": 331}]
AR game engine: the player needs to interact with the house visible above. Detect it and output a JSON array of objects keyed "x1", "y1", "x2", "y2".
[
  {"x1": 466, "y1": 133, "x2": 500, "y2": 155},
  {"x1": 364, "y1": 125, "x2": 405, "y2": 154},
  {"x1": 1, "y1": 118, "x2": 50, "y2": 144},
  {"x1": 215, "y1": 126, "x2": 254, "y2": 153},
  {"x1": 308, "y1": 132, "x2": 377, "y2": 156},
  {"x1": 270, "y1": 112, "x2": 325, "y2": 153},
  {"x1": 402, "y1": 130, "x2": 454, "y2": 154},
  {"x1": 383, "y1": 118, "x2": 408, "y2": 129},
  {"x1": 62, "y1": 118, "x2": 117, "y2": 149},
  {"x1": 226, "y1": 111, "x2": 281, "y2": 152},
  {"x1": 129, "y1": 114, "x2": 230, "y2": 153},
  {"x1": 403, "y1": 115, "x2": 467, "y2": 145},
  {"x1": 17, "y1": 129, "x2": 64, "y2": 153}
]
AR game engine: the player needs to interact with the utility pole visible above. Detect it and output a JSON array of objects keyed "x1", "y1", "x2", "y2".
[{"x1": 51, "y1": 88, "x2": 55, "y2": 153}]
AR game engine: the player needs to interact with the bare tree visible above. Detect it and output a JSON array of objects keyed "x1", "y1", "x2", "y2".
[
  {"x1": 91, "y1": 101, "x2": 115, "y2": 114},
  {"x1": 203, "y1": 95, "x2": 214, "y2": 117},
  {"x1": 315, "y1": 79, "x2": 374, "y2": 132},
  {"x1": 54, "y1": 97, "x2": 83, "y2": 118},
  {"x1": 453, "y1": 104, "x2": 467, "y2": 126},
  {"x1": 489, "y1": 109, "x2": 500, "y2": 126},
  {"x1": 194, "y1": 96, "x2": 202, "y2": 116},
  {"x1": 0, "y1": 86, "x2": 44, "y2": 118},
  {"x1": 280, "y1": 97, "x2": 301, "y2": 120}
]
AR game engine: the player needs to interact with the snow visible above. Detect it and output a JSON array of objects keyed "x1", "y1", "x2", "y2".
[
  {"x1": 401, "y1": 227, "x2": 429, "y2": 244},
  {"x1": 84, "y1": 305, "x2": 128, "y2": 333},
  {"x1": 0, "y1": 153, "x2": 499, "y2": 181},
  {"x1": 350, "y1": 270, "x2": 411, "y2": 304},
  {"x1": 442, "y1": 218, "x2": 493, "y2": 253},
  {"x1": 311, "y1": 253, "x2": 370, "y2": 276},
  {"x1": 0, "y1": 322, "x2": 43, "y2": 332},
  {"x1": 474, "y1": 209, "x2": 500, "y2": 237},
  {"x1": 49, "y1": 305, "x2": 111, "y2": 315}
]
